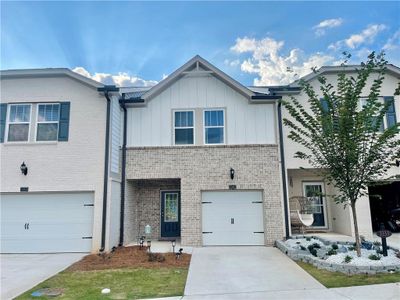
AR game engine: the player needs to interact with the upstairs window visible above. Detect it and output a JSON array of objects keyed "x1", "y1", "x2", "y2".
[
  {"x1": 359, "y1": 98, "x2": 384, "y2": 132},
  {"x1": 174, "y1": 110, "x2": 194, "y2": 145},
  {"x1": 36, "y1": 103, "x2": 60, "y2": 141},
  {"x1": 7, "y1": 104, "x2": 31, "y2": 142},
  {"x1": 204, "y1": 109, "x2": 224, "y2": 144}
]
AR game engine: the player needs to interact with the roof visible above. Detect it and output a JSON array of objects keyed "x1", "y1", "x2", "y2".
[
  {"x1": 290, "y1": 64, "x2": 400, "y2": 87},
  {"x1": 0, "y1": 68, "x2": 104, "y2": 89}
]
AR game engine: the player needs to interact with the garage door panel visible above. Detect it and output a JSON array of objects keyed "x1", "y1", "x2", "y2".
[
  {"x1": 1, "y1": 192, "x2": 94, "y2": 253},
  {"x1": 202, "y1": 191, "x2": 264, "y2": 246}
]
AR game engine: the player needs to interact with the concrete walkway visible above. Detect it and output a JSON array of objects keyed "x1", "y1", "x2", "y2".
[
  {"x1": 184, "y1": 247, "x2": 324, "y2": 296},
  {"x1": 0, "y1": 253, "x2": 85, "y2": 300}
]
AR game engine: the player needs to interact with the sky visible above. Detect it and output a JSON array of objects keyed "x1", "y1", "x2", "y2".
[{"x1": 1, "y1": 1, "x2": 400, "y2": 87}]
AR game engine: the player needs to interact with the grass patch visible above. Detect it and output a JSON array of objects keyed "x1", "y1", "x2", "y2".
[
  {"x1": 297, "y1": 261, "x2": 400, "y2": 288},
  {"x1": 16, "y1": 267, "x2": 188, "y2": 300}
]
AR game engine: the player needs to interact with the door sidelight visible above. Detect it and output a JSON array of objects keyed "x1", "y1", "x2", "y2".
[{"x1": 231, "y1": 218, "x2": 234, "y2": 224}]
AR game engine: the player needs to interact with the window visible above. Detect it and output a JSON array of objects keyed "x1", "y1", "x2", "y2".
[
  {"x1": 174, "y1": 111, "x2": 194, "y2": 145},
  {"x1": 359, "y1": 98, "x2": 384, "y2": 132},
  {"x1": 36, "y1": 104, "x2": 60, "y2": 141},
  {"x1": 204, "y1": 109, "x2": 224, "y2": 144},
  {"x1": 7, "y1": 104, "x2": 31, "y2": 142}
]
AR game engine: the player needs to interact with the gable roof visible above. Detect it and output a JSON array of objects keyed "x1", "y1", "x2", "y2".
[
  {"x1": 139, "y1": 55, "x2": 256, "y2": 102},
  {"x1": 0, "y1": 68, "x2": 104, "y2": 89},
  {"x1": 290, "y1": 64, "x2": 400, "y2": 87}
]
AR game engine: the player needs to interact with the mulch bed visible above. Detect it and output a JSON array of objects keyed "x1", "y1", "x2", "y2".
[{"x1": 66, "y1": 246, "x2": 191, "y2": 271}]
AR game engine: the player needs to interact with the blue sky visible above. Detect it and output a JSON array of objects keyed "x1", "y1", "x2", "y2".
[{"x1": 1, "y1": 1, "x2": 399, "y2": 86}]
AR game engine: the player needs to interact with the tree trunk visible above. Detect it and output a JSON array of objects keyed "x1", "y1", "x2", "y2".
[{"x1": 350, "y1": 201, "x2": 362, "y2": 257}]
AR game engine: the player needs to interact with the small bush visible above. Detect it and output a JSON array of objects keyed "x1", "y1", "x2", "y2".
[
  {"x1": 343, "y1": 255, "x2": 353, "y2": 263},
  {"x1": 331, "y1": 244, "x2": 339, "y2": 250},
  {"x1": 309, "y1": 248, "x2": 318, "y2": 257},
  {"x1": 396, "y1": 251, "x2": 400, "y2": 259},
  {"x1": 376, "y1": 248, "x2": 383, "y2": 255},
  {"x1": 373, "y1": 241, "x2": 382, "y2": 246},
  {"x1": 326, "y1": 248, "x2": 337, "y2": 256},
  {"x1": 306, "y1": 237, "x2": 311, "y2": 241},
  {"x1": 296, "y1": 241, "x2": 301, "y2": 244},
  {"x1": 368, "y1": 254, "x2": 381, "y2": 261},
  {"x1": 300, "y1": 245, "x2": 306, "y2": 251},
  {"x1": 312, "y1": 243, "x2": 321, "y2": 249},
  {"x1": 348, "y1": 246, "x2": 356, "y2": 251}
]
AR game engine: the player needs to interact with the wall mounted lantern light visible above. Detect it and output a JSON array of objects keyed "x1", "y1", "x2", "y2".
[
  {"x1": 230, "y1": 168, "x2": 235, "y2": 180},
  {"x1": 171, "y1": 240, "x2": 176, "y2": 253},
  {"x1": 20, "y1": 162, "x2": 28, "y2": 176}
]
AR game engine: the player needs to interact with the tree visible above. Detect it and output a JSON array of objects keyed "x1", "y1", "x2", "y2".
[{"x1": 282, "y1": 52, "x2": 400, "y2": 256}]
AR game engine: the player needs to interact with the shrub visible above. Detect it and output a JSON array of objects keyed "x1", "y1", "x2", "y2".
[
  {"x1": 373, "y1": 241, "x2": 382, "y2": 246},
  {"x1": 300, "y1": 245, "x2": 306, "y2": 251},
  {"x1": 348, "y1": 246, "x2": 356, "y2": 251},
  {"x1": 326, "y1": 248, "x2": 337, "y2": 256},
  {"x1": 396, "y1": 251, "x2": 400, "y2": 259},
  {"x1": 306, "y1": 237, "x2": 311, "y2": 241},
  {"x1": 312, "y1": 243, "x2": 321, "y2": 249},
  {"x1": 343, "y1": 255, "x2": 353, "y2": 263},
  {"x1": 309, "y1": 248, "x2": 318, "y2": 257},
  {"x1": 331, "y1": 244, "x2": 339, "y2": 250},
  {"x1": 376, "y1": 248, "x2": 383, "y2": 255},
  {"x1": 296, "y1": 241, "x2": 301, "y2": 244},
  {"x1": 368, "y1": 254, "x2": 381, "y2": 261}
]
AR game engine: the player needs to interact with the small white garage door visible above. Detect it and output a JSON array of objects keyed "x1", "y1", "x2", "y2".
[
  {"x1": 1, "y1": 192, "x2": 94, "y2": 253},
  {"x1": 202, "y1": 191, "x2": 264, "y2": 246}
]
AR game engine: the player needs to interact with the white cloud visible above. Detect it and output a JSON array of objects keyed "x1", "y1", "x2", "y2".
[
  {"x1": 230, "y1": 36, "x2": 334, "y2": 85},
  {"x1": 224, "y1": 59, "x2": 241, "y2": 67},
  {"x1": 313, "y1": 18, "x2": 343, "y2": 36},
  {"x1": 383, "y1": 29, "x2": 400, "y2": 51},
  {"x1": 329, "y1": 24, "x2": 387, "y2": 50},
  {"x1": 72, "y1": 67, "x2": 158, "y2": 87}
]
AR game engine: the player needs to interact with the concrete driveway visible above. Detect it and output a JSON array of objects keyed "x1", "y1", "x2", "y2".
[
  {"x1": 184, "y1": 247, "x2": 324, "y2": 297},
  {"x1": 1, "y1": 253, "x2": 85, "y2": 300}
]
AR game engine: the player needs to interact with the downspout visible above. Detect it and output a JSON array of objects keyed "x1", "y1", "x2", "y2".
[
  {"x1": 278, "y1": 102, "x2": 290, "y2": 239},
  {"x1": 98, "y1": 86, "x2": 118, "y2": 252},
  {"x1": 119, "y1": 96, "x2": 127, "y2": 246}
]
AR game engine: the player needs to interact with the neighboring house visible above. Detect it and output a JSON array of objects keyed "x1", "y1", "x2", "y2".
[
  {"x1": 273, "y1": 65, "x2": 399, "y2": 239},
  {"x1": 0, "y1": 69, "x2": 121, "y2": 253},
  {"x1": 120, "y1": 56, "x2": 286, "y2": 247}
]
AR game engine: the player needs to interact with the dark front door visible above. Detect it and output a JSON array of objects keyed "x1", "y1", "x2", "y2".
[{"x1": 161, "y1": 191, "x2": 181, "y2": 238}]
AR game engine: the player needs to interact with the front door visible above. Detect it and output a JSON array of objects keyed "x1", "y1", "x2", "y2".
[
  {"x1": 303, "y1": 182, "x2": 327, "y2": 227},
  {"x1": 161, "y1": 191, "x2": 180, "y2": 238}
]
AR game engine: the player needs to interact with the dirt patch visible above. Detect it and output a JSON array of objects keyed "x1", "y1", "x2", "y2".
[{"x1": 67, "y1": 246, "x2": 191, "y2": 271}]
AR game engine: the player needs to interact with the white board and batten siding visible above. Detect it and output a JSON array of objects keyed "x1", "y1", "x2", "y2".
[
  {"x1": 110, "y1": 95, "x2": 122, "y2": 174},
  {"x1": 202, "y1": 191, "x2": 265, "y2": 246},
  {"x1": 127, "y1": 75, "x2": 277, "y2": 147}
]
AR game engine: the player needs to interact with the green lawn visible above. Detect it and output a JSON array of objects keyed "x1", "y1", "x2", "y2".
[
  {"x1": 297, "y1": 261, "x2": 400, "y2": 288},
  {"x1": 16, "y1": 268, "x2": 188, "y2": 300}
]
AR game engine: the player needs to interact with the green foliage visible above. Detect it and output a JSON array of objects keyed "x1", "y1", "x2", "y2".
[
  {"x1": 344, "y1": 255, "x2": 353, "y2": 263},
  {"x1": 306, "y1": 237, "x2": 311, "y2": 241},
  {"x1": 376, "y1": 248, "x2": 384, "y2": 255},
  {"x1": 307, "y1": 244, "x2": 319, "y2": 256},
  {"x1": 348, "y1": 246, "x2": 356, "y2": 251},
  {"x1": 282, "y1": 52, "x2": 400, "y2": 205},
  {"x1": 332, "y1": 244, "x2": 339, "y2": 250},
  {"x1": 327, "y1": 248, "x2": 337, "y2": 256},
  {"x1": 373, "y1": 241, "x2": 382, "y2": 246},
  {"x1": 368, "y1": 254, "x2": 381, "y2": 260},
  {"x1": 282, "y1": 51, "x2": 400, "y2": 257},
  {"x1": 312, "y1": 243, "x2": 321, "y2": 249},
  {"x1": 300, "y1": 245, "x2": 307, "y2": 251}
]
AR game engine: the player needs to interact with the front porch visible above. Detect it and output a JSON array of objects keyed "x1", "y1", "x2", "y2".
[{"x1": 124, "y1": 178, "x2": 182, "y2": 246}]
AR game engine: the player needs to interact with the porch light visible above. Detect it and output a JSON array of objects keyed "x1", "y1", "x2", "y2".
[
  {"x1": 230, "y1": 168, "x2": 235, "y2": 180},
  {"x1": 20, "y1": 162, "x2": 28, "y2": 176},
  {"x1": 171, "y1": 240, "x2": 176, "y2": 253}
]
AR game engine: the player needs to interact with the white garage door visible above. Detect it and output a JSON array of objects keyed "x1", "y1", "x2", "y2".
[
  {"x1": 1, "y1": 192, "x2": 94, "y2": 253},
  {"x1": 202, "y1": 191, "x2": 264, "y2": 246}
]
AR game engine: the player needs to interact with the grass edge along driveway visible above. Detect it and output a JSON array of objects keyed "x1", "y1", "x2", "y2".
[
  {"x1": 16, "y1": 267, "x2": 188, "y2": 300},
  {"x1": 297, "y1": 261, "x2": 400, "y2": 288}
]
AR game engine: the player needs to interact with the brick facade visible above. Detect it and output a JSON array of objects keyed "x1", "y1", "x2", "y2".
[{"x1": 125, "y1": 144, "x2": 284, "y2": 246}]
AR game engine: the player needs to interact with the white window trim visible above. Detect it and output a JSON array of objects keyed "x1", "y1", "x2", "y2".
[
  {"x1": 5, "y1": 103, "x2": 32, "y2": 143},
  {"x1": 35, "y1": 103, "x2": 60, "y2": 142},
  {"x1": 203, "y1": 108, "x2": 225, "y2": 145},
  {"x1": 173, "y1": 110, "x2": 195, "y2": 146},
  {"x1": 302, "y1": 181, "x2": 328, "y2": 229}
]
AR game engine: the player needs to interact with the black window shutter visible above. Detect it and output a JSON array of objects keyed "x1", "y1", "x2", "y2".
[
  {"x1": 0, "y1": 103, "x2": 7, "y2": 143},
  {"x1": 384, "y1": 96, "x2": 397, "y2": 128},
  {"x1": 58, "y1": 102, "x2": 70, "y2": 141}
]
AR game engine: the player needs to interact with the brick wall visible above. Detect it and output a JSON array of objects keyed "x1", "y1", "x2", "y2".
[{"x1": 125, "y1": 144, "x2": 284, "y2": 246}]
